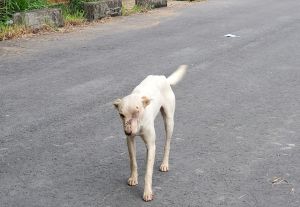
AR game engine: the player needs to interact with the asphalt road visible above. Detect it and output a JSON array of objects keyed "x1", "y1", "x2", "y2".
[{"x1": 0, "y1": 0, "x2": 299, "y2": 206}]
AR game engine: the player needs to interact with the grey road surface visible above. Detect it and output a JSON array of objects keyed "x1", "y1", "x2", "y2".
[{"x1": 0, "y1": 0, "x2": 299, "y2": 206}]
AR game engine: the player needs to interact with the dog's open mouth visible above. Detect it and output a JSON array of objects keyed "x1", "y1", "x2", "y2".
[{"x1": 125, "y1": 131, "x2": 132, "y2": 136}]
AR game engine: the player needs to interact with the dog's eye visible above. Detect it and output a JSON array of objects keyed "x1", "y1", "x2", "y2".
[{"x1": 119, "y1": 114, "x2": 125, "y2": 118}]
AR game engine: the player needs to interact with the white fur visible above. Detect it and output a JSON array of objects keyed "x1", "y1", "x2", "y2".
[
  {"x1": 167, "y1": 64, "x2": 187, "y2": 85},
  {"x1": 113, "y1": 65, "x2": 187, "y2": 201}
]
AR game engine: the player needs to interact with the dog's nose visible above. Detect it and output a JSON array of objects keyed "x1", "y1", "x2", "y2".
[{"x1": 125, "y1": 131, "x2": 132, "y2": 136}]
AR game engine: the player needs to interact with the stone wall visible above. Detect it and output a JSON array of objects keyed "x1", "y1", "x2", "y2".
[
  {"x1": 83, "y1": 0, "x2": 122, "y2": 21},
  {"x1": 135, "y1": 0, "x2": 167, "y2": 8},
  {"x1": 47, "y1": 0, "x2": 69, "y2": 3},
  {"x1": 13, "y1": 8, "x2": 64, "y2": 29}
]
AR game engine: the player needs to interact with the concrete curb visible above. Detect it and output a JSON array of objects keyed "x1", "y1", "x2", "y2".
[
  {"x1": 83, "y1": 0, "x2": 122, "y2": 21},
  {"x1": 13, "y1": 8, "x2": 64, "y2": 29}
]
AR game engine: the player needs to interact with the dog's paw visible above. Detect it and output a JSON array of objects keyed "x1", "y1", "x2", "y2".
[
  {"x1": 143, "y1": 191, "x2": 154, "y2": 202},
  {"x1": 127, "y1": 177, "x2": 138, "y2": 186},
  {"x1": 159, "y1": 164, "x2": 169, "y2": 172}
]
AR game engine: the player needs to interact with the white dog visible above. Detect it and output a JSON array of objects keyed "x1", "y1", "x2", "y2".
[{"x1": 113, "y1": 65, "x2": 187, "y2": 201}]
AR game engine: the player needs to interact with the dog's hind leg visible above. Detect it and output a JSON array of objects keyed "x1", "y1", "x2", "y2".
[{"x1": 160, "y1": 97, "x2": 175, "y2": 172}]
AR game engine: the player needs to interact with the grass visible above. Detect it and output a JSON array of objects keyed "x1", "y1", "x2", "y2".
[
  {"x1": 64, "y1": 10, "x2": 86, "y2": 26},
  {"x1": 0, "y1": 22, "x2": 58, "y2": 40},
  {"x1": 0, "y1": 23, "x2": 26, "y2": 40},
  {"x1": 1, "y1": 0, "x2": 201, "y2": 41},
  {"x1": 60, "y1": 5, "x2": 86, "y2": 26},
  {"x1": 0, "y1": 0, "x2": 49, "y2": 22},
  {"x1": 0, "y1": 2, "x2": 87, "y2": 41},
  {"x1": 0, "y1": 7, "x2": 87, "y2": 40},
  {"x1": 0, "y1": 2, "x2": 151, "y2": 41},
  {"x1": 0, "y1": 0, "x2": 63, "y2": 40},
  {"x1": 122, "y1": 5, "x2": 151, "y2": 16}
]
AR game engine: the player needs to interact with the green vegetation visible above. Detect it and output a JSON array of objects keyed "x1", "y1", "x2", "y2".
[
  {"x1": 69, "y1": 0, "x2": 98, "y2": 13},
  {"x1": 0, "y1": 0, "x2": 160, "y2": 40},
  {"x1": 63, "y1": 7, "x2": 85, "y2": 25},
  {"x1": 0, "y1": 0, "x2": 87, "y2": 40},
  {"x1": 0, "y1": 23, "x2": 24, "y2": 40},
  {"x1": 0, "y1": 0, "x2": 48, "y2": 22},
  {"x1": 0, "y1": 0, "x2": 54, "y2": 40},
  {"x1": 0, "y1": 0, "x2": 90, "y2": 23},
  {"x1": 0, "y1": 21, "x2": 57, "y2": 40},
  {"x1": 69, "y1": 0, "x2": 83, "y2": 13},
  {"x1": 122, "y1": 5, "x2": 151, "y2": 16}
]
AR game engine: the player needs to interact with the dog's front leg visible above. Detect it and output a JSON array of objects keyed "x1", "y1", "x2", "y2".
[
  {"x1": 127, "y1": 136, "x2": 138, "y2": 186},
  {"x1": 142, "y1": 127, "x2": 156, "y2": 202}
]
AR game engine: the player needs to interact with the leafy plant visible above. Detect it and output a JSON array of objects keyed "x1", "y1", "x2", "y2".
[
  {"x1": 63, "y1": 7, "x2": 85, "y2": 25},
  {"x1": 1, "y1": 0, "x2": 48, "y2": 22},
  {"x1": 68, "y1": 0, "x2": 100, "y2": 13},
  {"x1": 69, "y1": 0, "x2": 83, "y2": 13},
  {"x1": 122, "y1": 4, "x2": 150, "y2": 16}
]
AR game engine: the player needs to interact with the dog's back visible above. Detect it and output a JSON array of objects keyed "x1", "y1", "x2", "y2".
[
  {"x1": 132, "y1": 75, "x2": 167, "y2": 95},
  {"x1": 132, "y1": 65, "x2": 187, "y2": 96}
]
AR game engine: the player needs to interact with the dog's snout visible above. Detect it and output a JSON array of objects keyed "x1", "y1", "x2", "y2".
[{"x1": 124, "y1": 119, "x2": 133, "y2": 136}]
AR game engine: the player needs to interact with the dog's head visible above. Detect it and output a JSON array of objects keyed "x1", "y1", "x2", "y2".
[{"x1": 113, "y1": 95, "x2": 151, "y2": 136}]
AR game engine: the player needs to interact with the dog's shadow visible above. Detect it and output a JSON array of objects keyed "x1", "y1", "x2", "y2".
[
  {"x1": 99, "y1": 142, "x2": 165, "y2": 205},
  {"x1": 95, "y1": 144, "x2": 149, "y2": 204},
  {"x1": 95, "y1": 116, "x2": 167, "y2": 204}
]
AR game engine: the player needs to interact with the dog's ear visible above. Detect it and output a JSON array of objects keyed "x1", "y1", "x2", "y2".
[
  {"x1": 141, "y1": 96, "x2": 151, "y2": 108},
  {"x1": 113, "y1": 99, "x2": 122, "y2": 109}
]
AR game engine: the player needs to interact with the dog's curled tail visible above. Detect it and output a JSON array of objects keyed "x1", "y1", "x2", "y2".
[{"x1": 167, "y1": 65, "x2": 187, "y2": 86}]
